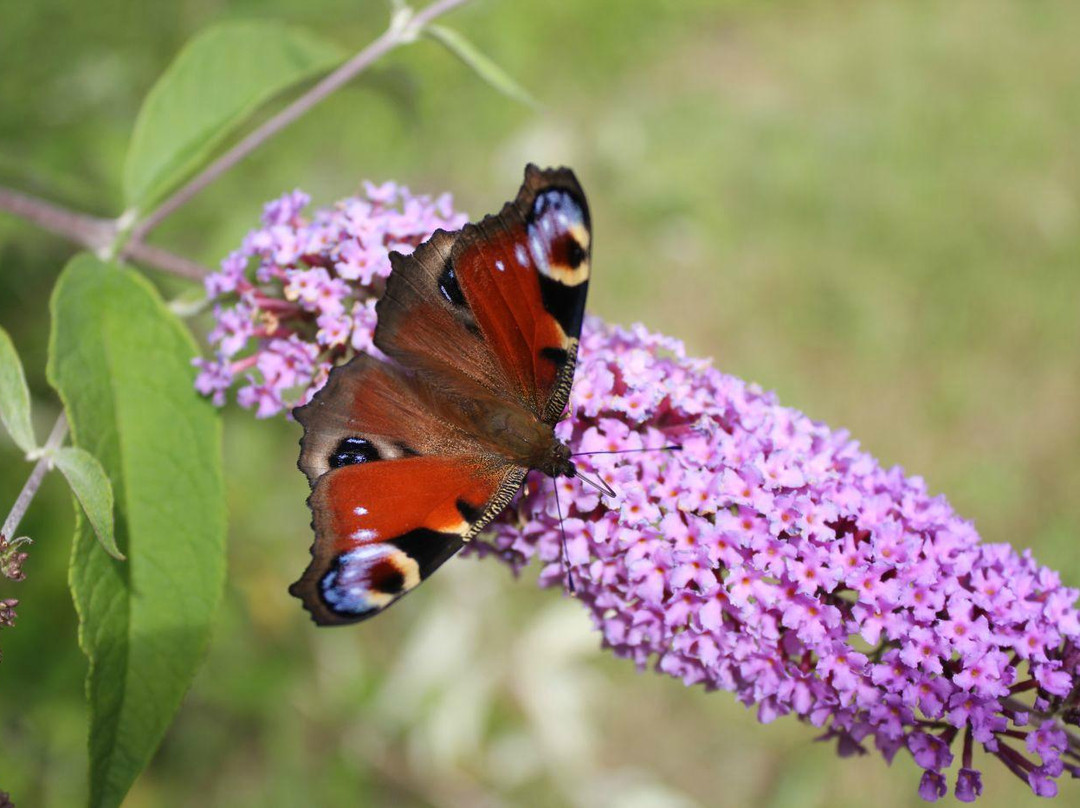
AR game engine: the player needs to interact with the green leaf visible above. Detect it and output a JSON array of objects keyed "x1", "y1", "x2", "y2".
[
  {"x1": 53, "y1": 446, "x2": 123, "y2": 561},
  {"x1": 123, "y1": 21, "x2": 346, "y2": 213},
  {"x1": 425, "y1": 25, "x2": 538, "y2": 109},
  {"x1": 0, "y1": 324, "x2": 36, "y2": 452},
  {"x1": 47, "y1": 254, "x2": 226, "y2": 808}
]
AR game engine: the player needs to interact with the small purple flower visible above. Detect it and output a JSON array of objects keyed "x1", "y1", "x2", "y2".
[
  {"x1": 1029, "y1": 766, "x2": 1059, "y2": 798},
  {"x1": 1035, "y1": 660, "x2": 1074, "y2": 697},
  {"x1": 909, "y1": 731, "x2": 955, "y2": 770},
  {"x1": 1023, "y1": 721, "x2": 1067, "y2": 764},
  {"x1": 919, "y1": 770, "x2": 948, "y2": 802},
  {"x1": 192, "y1": 357, "x2": 233, "y2": 407},
  {"x1": 956, "y1": 769, "x2": 983, "y2": 802},
  {"x1": 261, "y1": 188, "x2": 310, "y2": 226}
]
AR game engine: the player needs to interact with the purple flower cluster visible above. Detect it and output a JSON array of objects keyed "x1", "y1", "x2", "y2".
[
  {"x1": 200, "y1": 186, "x2": 1080, "y2": 801},
  {"x1": 195, "y1": 182, "x2": 466, "y2": 417},
  {"x1": 478, "y1": 316, "x2": 1080, "y2": 801}
]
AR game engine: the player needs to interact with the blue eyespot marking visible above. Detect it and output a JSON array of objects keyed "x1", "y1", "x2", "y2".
[
  {"x1": 526, "y1": 189, "x2": 588, "y2": 281},
  {"x1": 321, "y1": 544, "x2": 404, "y2": 616}
]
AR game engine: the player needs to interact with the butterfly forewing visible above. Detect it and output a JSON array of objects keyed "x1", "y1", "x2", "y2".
[{"x1": 376, "y1": 164, "x2": 591, "y2": 422}]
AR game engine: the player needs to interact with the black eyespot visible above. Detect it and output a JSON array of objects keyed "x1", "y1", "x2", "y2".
[
  {"x1": 370, "y1": 562, "x2": 405, "y2": 595},
  {"x1": 329, "y1": 436, "x2": 380, "y2": 468},
  {"x1": 565, "y1": 238, "x2": 586, "y2": 269},
  {"x1": 438, "y1": 259, "x2": 467, "y2": 307}
]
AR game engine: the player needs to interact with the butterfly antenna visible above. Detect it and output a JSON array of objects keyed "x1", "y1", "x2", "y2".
[
  {"x1": 569, "y1": 444, "x2": 680, "y2": 499},
  {"x1": 571, "y1": 444, "x2": 683, "y2": 458},
  {"x1": 572, "y1": 467, "x2": 617, "y2": 498},
  {"x1": 552, "y1": 478, "x2": 575, "y2": 594}
]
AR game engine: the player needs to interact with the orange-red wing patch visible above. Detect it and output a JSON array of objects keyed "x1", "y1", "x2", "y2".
[{"x1": 290, "y1": 456, "x2": 520, "y2": 625}]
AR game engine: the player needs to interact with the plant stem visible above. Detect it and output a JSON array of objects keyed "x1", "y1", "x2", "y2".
[
  {"x1": 0, "y1": 185, "x2": 212, "y2": 280},
  {"x1": 0, "y1": 186, "x2": 114, "y2": 252},
  {"x1": 1, "y1": 414, "x2": 68, "y2": 543},
  {"x1": 129, "y1": 0, "x2": 472, "y2": 243},
  {"x1": 123, "y1": 241, "x2": 211, "y2": 281}
]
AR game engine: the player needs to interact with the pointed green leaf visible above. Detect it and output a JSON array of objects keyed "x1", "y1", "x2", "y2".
[
  {"x1": 47, "y1": 254, "x2": 226, "y2": 808},
  {"x1": 425, "y1": 25, "x2": 538, "y2": 109},
  {"x1": 53, "y1": 446, "x2": 123, "y2": 561},
  {"x1": 123, "y1": 21, "x2": 346, "y2": 213},
  {"x1": 0, "y1": 325, "x2": 36, "y2": 452}
]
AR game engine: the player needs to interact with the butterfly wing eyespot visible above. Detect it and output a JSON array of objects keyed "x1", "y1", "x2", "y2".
[
  {"x1": 437, "y1": 260, "x2": 468, "y2": 308},
  {"x1": 318, "y1": 544, "x2": 418, "y2": 618},
  {"x1": 328, "y1": 436, "x2": 381, "y2": 468},
  {"x1": 525, "y1": 185, "x2": 591, "y2": 290},
  {"x1": 565, "y1": 238, "x2": 586, "y2": 269}
]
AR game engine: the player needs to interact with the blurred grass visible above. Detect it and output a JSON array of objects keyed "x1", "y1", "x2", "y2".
[{"x1": 2, "y1": 0, "x2": 1079, "y2": 806}]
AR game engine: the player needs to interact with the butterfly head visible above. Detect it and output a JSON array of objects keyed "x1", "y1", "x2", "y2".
[{"x1": 540, "y1": 439, "x2": 576, "y2": 479}]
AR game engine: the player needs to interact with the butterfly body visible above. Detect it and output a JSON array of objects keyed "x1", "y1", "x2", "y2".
[{"x1": 292, "y1": 165, "x2": 590, "y2": 625}]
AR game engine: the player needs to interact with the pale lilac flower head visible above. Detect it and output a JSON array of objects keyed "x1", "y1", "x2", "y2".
[
  {"x1": 199, "y1": 186, "x2": 1080, "y2": 801},
  {"x1": 475, "y1": 316, "x2": 1080, "y2": 801},
  {"x1": 195, "y1": 184, "x2": 466, "y2": 417}
]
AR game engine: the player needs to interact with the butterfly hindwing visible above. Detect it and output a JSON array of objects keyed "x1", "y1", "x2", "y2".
[
  {"x1": 375, "y1": 164, "x2": 591, "y2": 423},
  {"x1": 291, "y1": 455, "x2": 523, "y2": 625},
  {"x1": 293, "y1": 356, "x2": 525, "y2": 625}
]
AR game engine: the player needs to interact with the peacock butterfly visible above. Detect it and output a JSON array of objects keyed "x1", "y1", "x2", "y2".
[{"x1": 291, "y1": 165, "x2": 591, "y2": 625}]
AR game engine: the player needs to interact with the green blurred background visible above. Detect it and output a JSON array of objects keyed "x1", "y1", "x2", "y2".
[{"x1": 2, "y1": 0, "x2": 1079, "y2": 805}]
